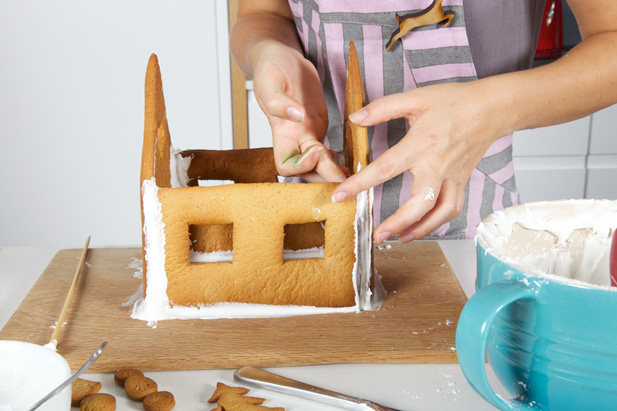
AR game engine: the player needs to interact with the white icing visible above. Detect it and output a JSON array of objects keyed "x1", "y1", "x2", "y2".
[
  {"x1": 425, "y1": 187, "x2": 435, "y2": 201},
  {"x1": 353, "y1": 162, "x2": 384, "y2": 310},
  {"x1": 188, "y1": 247, "x2": 327, "y2": 263},
  {"x1": 191, "y1": 249, "x2": 233, "y2": 263},
  {"x1": 199, "y1": 179, "x2": 234, "y2": 187},
  {"x1": 170, "y1": 147, "x2": 191, "y2": 188},
  {"x1": 283, "y1": 246, "x2": 324, "y2": 261},
  {"x1": 132, "y1": 156, "x2": 381, "y2": 322},
  {"x1": 134, "y1": 178, "x2": 171, "y2": 321},
  {"x1": 476, "y1": 199, "x2": 617, "y2": 290},
  {"x1": 0, "y1": 341, "x2": 70, "y2": 409},
  {"x1": 134, "y1": 301, "x2": 358, "y2": 322},
  {"x1": 43, "y1": 340, "x2": 57, "y2": 352}
]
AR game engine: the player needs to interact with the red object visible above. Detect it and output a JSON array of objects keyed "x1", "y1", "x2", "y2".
[
  {"x1": 534, "y1": 0, "x2": 563, "y2": 59},
  {"x1": 611, "y1": 229, "x2": 617, "y2": 287}
]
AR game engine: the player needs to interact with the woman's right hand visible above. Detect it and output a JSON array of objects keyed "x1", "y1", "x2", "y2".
[{"x1": 250, "y1": 41, "x2": 346, "y2": 183}]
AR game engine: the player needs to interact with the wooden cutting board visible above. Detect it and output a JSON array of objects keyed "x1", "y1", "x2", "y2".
[{"x1": 0, "y1": 241, "x2": 467, "y2": 372}]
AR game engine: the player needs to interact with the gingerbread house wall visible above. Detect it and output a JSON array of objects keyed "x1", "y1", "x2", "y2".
[
  {"x1": 158, "y1": 182, "x2": 357, "y2": 307},
  {"x1": 141, "y1": 52, "x2": 365, "y2": 308}
]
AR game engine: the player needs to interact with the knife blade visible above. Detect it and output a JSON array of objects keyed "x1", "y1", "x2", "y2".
[{"x1": 233, "y1": 366, "x2": 405, "y2": 411}]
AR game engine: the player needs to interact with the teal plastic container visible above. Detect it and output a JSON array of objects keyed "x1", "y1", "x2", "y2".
[{"x1": 456, "y1": 200, "x2": 617, "y2": 411}]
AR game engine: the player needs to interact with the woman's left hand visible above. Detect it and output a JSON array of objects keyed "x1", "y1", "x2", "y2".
[{"x1": 332, "y1": 80, "x2": 504, "y2": 243}]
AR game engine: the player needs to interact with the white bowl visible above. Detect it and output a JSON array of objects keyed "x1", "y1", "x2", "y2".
[{"x1": 0, "y1": 340, "x2": 71, "y2": 411}]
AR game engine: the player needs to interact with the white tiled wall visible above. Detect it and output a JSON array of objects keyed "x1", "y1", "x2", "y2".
[
  {"x1": 586, "y1": 105, "x2": 617, "y2": 199},
  {"x1": 513, "y1": 104, "x2": 617, "y2": 203},
  {"x1": 512, "y1": 116, "x2": 590, "y2": 203}
]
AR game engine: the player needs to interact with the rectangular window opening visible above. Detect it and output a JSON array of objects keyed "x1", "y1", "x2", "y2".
[
  {"x1": 284, "y1": 221, "x2": 325, "y2": 261},
  {"x1": 189, "y1": 223, "x2": 233, "y2": 264}
]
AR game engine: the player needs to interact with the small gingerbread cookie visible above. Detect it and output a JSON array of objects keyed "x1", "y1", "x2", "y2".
[
  {"x1": 71, "y1": 378, "x2": 102, "y2": 406},
  {"x1": 207, "y1": 382, "x2": 249, "y2": 402},
  {"x1": 143, "y1": 391, "x2": 176, "y2": 411},
  {"x1": 114, "y1": 368, "x2": 144, "y2": 386},
  {"x1": 208, "y1": 383, "x2": 284, "y2": 411},
  {"x1": 124, "y1": 375, "x2": 158, "y2": 401},
  {"x1": 80, "y1": 393, "x2": 116, "y2": 411}
]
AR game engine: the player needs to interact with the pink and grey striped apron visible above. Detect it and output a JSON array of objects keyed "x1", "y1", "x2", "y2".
[{"x1": 288, "y1": 0, "x2": 520, "y2": 239}]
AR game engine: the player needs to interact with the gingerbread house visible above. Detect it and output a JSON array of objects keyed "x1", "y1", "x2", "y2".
[{"x1": 136, "y1": 43, "x2": 373, "y2": 319}]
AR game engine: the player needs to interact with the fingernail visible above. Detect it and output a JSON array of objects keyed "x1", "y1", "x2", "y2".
[
  {"x1": 332, "y1": 191, "x2": 348, "y2": 203},
  {"x1": 312, "y1": 147, "x2": 323, "y2": 161},
  {"x1": 375, "y1": 231, "x2": 392, "y2": 243},
  {"x1": 296, "y1": 146, "x2": 319, "y2": 166},
  {"x1": 398, "y1": 233, "x2": 415, "y2": 243},
  {"x1": 349, "y1": 108, "x2": 368, "y2": 124},
  {"x1": 287, "y1": 106, "x2": 304, "y2": 122}
]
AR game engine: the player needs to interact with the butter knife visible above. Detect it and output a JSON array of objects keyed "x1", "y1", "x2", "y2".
[{"x1": 234, "y1": 366, "x2": 405, "y2": 411}]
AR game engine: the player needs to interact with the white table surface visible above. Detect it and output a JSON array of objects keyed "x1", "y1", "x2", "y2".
[{"x1": 0, "y1": 241, "x2": 508, "y2": 410}]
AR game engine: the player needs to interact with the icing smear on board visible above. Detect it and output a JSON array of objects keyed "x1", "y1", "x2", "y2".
[
  {"x1": 131, "y1": 149, "x2": 383, "y2": 324},
  {"x1": 476, "y1": 199, "x2": 617, "y2": 289}
]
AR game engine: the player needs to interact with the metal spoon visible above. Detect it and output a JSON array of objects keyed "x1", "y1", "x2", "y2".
[{"x1": 28, "y1": 341, "x2": 107, "y2": 411}]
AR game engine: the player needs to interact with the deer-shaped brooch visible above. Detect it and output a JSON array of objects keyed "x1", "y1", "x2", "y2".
[{"x1": 385, "y1": 0, "x2": 455, "y2": 52}]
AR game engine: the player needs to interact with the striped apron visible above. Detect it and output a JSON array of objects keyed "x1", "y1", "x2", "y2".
[{"x1": 288, "y1": 0, "x2": 519, "y2": 239}]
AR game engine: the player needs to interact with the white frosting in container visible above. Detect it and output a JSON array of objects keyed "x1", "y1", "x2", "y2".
[
  {"x1": 476, "y1": 199, "x2": 617, "y2": 290},
  {"x1": 132, "y1": 152, "x2": 382, "y2": 323}
]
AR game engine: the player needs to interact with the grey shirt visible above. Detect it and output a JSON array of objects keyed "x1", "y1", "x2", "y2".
[{"x1": 465, "y1": 0, "x2": 546, "y2": 78}]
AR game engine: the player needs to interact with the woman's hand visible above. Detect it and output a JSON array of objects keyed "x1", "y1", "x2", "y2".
[
  {"x1": 333, "y1": 81, "x2": 503, "y2": 243},
  {"x1": 250, "y1": 41, "x2": 346, "y2": 182}
]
